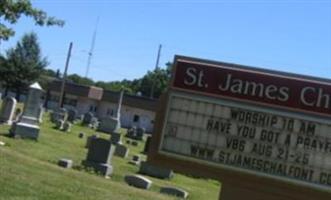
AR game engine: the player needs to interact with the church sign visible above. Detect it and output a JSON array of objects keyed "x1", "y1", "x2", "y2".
[{"x1": 148, "y1": 55, "x2": 331, "y2": 200}]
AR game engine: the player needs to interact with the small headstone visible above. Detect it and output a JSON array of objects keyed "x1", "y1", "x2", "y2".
[
  {"x1": 58, "y1": 158, "x2": 73, "y2": 169},
  {"x1": 136, "y1": 127, "x2": 145, "y2": 140},
  {"x1": 0, "y1": 97, "x2": 17, "y2": 125},
  {"x1": 110, "y1": 132, "x2": 122, "y2": 145},
  {"x1": 82, "y1": 138, "x2": 115, "y2": 177},
  {"x1": 78, "y1": 132, "x2": 85, "y2": 139},
  {"x1": 126, "y1": 126, "x2": 136, "y2": 139},
  {"x1": 129, "y1": 155, "x2": 141, "y2": 165},
  {"x1": 55, "y1": 119, "x2": 64, "y2": 130},
  {"x1": 139, "y1": 161, "x2": 174, "y2": 179},
  {"x1": 62, "y1": 121, "x2": 72, "y2": 132},
  {"x1": 14, "y1": 108, "x2": 22, "y2": 122},
  {"x1": 82, "y1": 112, "x2": 94, "y2": 125},
  {"x1": 51, "y1": 108, "x2": 67, "y2": 123},
  {"x1": 131, "y1": 141, "x2": 138, "y2": 146},
  {"x1": 124, "y1": 174, "x2": 152, "y2": 190},
  {"x1": 67, "y1": 108, "x2": 78, "y2": 122},
  {"x1": 0, "y1": 141, "x2": 5, "y2": 146},
  {"x1": 10, "y1": 82, "x2": 43, "y2": 140},
  {"x1": 160, "y1": 187, "x2": 189, "y2": 199},
  {"x1": 143, "y1": 136, "x2": 152, "y2": 154},
  {"x1": 98, "y1": 117, "x2": 121, "y2": 134},
  {"x1": 114, "y1": 144, "x2": 129, "y2": 158},
  {"x1": 90, "y1": 117, "x2": 99, "y2": 129}
]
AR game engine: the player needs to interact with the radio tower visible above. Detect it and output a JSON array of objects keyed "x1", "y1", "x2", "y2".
[{"x1": 85, "y1": 17, "x2": 99, "y2": 78}]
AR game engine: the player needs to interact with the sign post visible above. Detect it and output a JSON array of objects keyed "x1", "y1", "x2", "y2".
[{"x1": 148, "y1": 55, "x2": 331, "y2": 200}]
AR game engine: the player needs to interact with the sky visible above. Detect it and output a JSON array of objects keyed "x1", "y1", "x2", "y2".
[{"x1": 1, "y1": 0, "x2": 331, "y2": 82}]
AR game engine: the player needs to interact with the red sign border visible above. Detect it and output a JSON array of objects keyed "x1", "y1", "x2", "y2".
[{"x1": 170, "y1": 55, "x2": 331, "y2": 119}]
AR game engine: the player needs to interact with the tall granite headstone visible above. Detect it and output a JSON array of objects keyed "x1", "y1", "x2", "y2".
[
  {"x1": 0, "y1": 97, "x2": 17, "y2": 125},
  {"x1": 10, "y1": 82, "x2": 43, "y2": 140},
  {"x1": 82, "y1": 138, "x2": 115, "y2": 177}
]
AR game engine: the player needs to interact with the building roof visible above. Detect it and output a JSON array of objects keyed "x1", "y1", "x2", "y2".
[
  {"x1": 49, "y1": 80, "x2": 158, "y2": 111},
  {"x1": 102, "y1": 90, "x2": 157, "y2": 111},
  {"x1": 49, "y1": 80, "x2": 90, "y2": 96}
]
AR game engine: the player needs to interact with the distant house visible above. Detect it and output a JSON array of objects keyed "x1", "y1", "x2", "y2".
[{"x1": 46, "y1": 80, "x2": 157, "y2": 133}]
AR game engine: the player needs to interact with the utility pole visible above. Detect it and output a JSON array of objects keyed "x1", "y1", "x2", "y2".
[
  {"x1": 59, "y1": 42, "x2": 73, "y2": 108},
  {"x1": 150, "y1": 44, "x2": 162, "y2": 99}
]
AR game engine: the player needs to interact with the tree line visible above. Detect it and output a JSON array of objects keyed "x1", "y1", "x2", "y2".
[
  {"x1": 65, "y1": 63, "x2": 172, "y2": 99},
  {"x1": 0, "y1": 1, "x2": 171, "y2": 100},
  {"x1": 0, "y1": 32, "x2": 172, "y2": 100}
]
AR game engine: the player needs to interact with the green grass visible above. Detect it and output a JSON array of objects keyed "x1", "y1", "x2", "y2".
[{"x1": 0, "y1": 111, "x2": 220, "y2": 200}]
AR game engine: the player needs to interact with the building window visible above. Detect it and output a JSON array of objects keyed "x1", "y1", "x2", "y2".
[
  {"x1": 133, "y1": 114, "x2": 140, "y2": 122},
  {"x1": 89, "y1": 105, "x2": 97, "y2": 112},
  {"x1": 63, "y1": 98, "x2": 77, "y2": 106},
  {"x1": 107, "y1": 108, "x2": 114, "y2": 116}
]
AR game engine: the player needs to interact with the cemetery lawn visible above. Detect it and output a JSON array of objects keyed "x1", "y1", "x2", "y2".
[{"x1": 0, "y1": 112, "x2": 220, "y2": 200}]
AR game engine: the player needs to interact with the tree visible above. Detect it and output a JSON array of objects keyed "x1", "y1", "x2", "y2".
[
  {"x1": 0, "y1": 0, "x2": 64, "y2": 41},
  {"x1": 95, "y1": 80, "x2": 133, "y2": 94},
  {"x1": 67, "y1": 74, "x2": 94, "y2": 86},
  {"x1": 0, "y1": 32, "x2": 48, "y2": 100}
]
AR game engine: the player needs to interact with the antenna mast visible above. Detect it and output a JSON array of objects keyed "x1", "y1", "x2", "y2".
[{"x1": 85, "y1": 17, "x2": 99, "y2": 78}]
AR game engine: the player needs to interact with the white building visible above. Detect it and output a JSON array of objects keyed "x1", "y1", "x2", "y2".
[{"x1": 46, "y1": 81, "x2": 157, "y2": 133}]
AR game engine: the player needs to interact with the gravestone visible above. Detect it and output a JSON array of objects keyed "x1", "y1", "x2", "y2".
[
  {"x1": 51, "y1": 108, "x2": 67, "y2": 123},
  {"x1": 55, "y1": 119, "x2": 64, "y2": 130},
  {"x1": 126, "y1": 126, "x2": 144, "y2": 140},
  {"x1": 126, "y1": 126, "x2": 136, "y2": 139},
  {"x1": 38, "y1": 106, "x2": 44, "y2": 123},
  {"x1": 129, "y1": 155, "x2": 141, "y2": 166},
  {"x1": 98, "y1": 117, "x2": 120, "y2": 134},
  {"x1": 78, "y1": 132, "x2": 85, "y2": 139},
  {"x1": 143, "y1": 136, "x2": 152, "y2": 154},
  {"x1": 136, "y1": 127, "x2": 145, "y2": 140},
  {"x1": 0, "y1": 97, "x2": 17, "y2": 125},
  {"x1": 89, "y1": 117, "x2": 99, "y2": 129},
  {"x1": 114, "y1": 144, "x2": 129, "y2": 158},
  {"x1": 82, "y1": 112, "x2": 94, "y2": 125},
  {"x1": 106, "y1": 89, "x2": 124, "y2": 141},
  {"x1": 10, "y1": 83, "x2": 43, "y2": 140},
  {"x1": 67, "y1": 108, "x2": 78, "y2": 123},
  {"x1": 62, "y1": 121, "x2": 72, "y2": 132},
  {"x1": 0, "y1": 141, "x2": 5, "y2": 146},
  {"x1": 160, "y1": 187, "x2": 189, "y2": 199},
  {"x1": 110, "y1": 132, "x2": 122, "y2": 145},
  {"x1": 58, "y1": 158, "x2": 73, "y2": 169},
  {"x1": 139, "y1": 161, "x2": 174, "y2": 179},
  {"x1": 82, "y1": 138, "x2": 115, "y2": 177},
  {"x1": 13, "y1": 108, "x2": 22, "y2": 122},
  {"x1": 124, "y1": 174, "x2": 152, "y2": 190}
]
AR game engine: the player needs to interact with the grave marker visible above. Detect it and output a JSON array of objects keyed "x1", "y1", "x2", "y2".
[
  {"x1": 82, "y1": 138, "x2": 115, "y2": 177},
  {"x1": 10, "y1": 82, "x2": 43, "y2": 140},
  {"x1": 0, "y1": 97, "x2": 17, "y2": 125}
]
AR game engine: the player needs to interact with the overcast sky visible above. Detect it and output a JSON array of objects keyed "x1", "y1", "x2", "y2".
[{"x1": 1, "y1": 0, "x2": 331, "y2": 82}]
